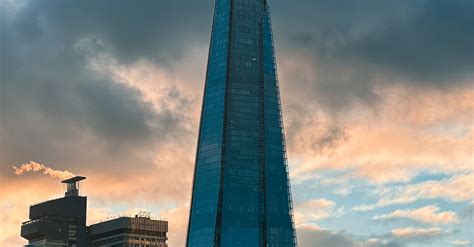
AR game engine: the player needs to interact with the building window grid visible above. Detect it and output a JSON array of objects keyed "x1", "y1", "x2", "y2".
[{"x1": 188, "y1": 0, "x2": 297, "y2": 246}]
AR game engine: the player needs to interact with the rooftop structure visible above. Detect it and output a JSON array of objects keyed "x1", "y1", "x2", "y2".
[{"x1": 62, "y1": 176, "x2": 86, "y2": 197}]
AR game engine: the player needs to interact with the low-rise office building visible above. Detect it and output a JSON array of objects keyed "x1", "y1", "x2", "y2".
[{"x1": 88, "y1": 214, "x2": 168, "y2": 247}]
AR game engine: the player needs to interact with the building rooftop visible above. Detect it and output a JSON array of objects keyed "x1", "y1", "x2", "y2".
[
  {"x1": 61, "y1": 176, "x2": 86, "y2": 183},
  {"x1": 89, "y1": 215, "x2": 168, "y2": 236}
]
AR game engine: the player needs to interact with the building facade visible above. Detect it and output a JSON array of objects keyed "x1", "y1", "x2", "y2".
[
  {"x1": 20, "y1": 177, "x2": 168, "y2": 247},
  {"x1": 21, "y1": 177, "x2": 88, "y2": 247},
  {"x1": 187, "y1": 0, "x2": 297, "y2": 246},
  {"x1": 88, "y1": 215, "x2": 168, "y2": 247}
]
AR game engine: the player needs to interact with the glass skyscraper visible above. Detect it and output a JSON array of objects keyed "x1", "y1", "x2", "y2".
[{"x1": 187, "y1": 0, "x2": 297, "y2": 246}]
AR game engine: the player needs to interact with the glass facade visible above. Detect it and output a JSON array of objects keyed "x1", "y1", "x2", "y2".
[{"x1": 187, "y1": 0, "x2": 297, "y2": 246}]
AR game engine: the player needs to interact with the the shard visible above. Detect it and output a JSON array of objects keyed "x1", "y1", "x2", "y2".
[{"x1": 187, "y1": 0, "x2": 297, "y2": 246}]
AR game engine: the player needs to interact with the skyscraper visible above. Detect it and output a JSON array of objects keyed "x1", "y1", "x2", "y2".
[{"x1": 187, "y1": 0, "x2": 297, "y2": 246}]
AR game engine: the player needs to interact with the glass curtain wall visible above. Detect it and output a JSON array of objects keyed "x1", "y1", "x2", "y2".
[{"x1": 187, "y1": 1, "x2": 297, "y2": 246}]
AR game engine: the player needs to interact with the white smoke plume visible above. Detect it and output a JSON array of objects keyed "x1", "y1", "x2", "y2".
[{"x1": 12, "y1": 161, "x2": 75, "y2": 180}]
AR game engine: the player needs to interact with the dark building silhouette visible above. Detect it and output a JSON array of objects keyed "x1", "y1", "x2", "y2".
[
  {"x1": 21, "y1": 177, "x2": 168, "y2": 247},
  {"x1": 187, "y1": 0, "x2": 297, "y2": 246},
  {"x1": 21, "y1": 176, "x2": 87, "y2": 247}
]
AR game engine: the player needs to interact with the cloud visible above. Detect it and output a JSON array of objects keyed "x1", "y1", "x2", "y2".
[
  {"x1": 296, "y1": 218, "x2": 452, "y2": 246},
  {"x1": 391, "y1": 227, "x2": 443, "y2": 240},
  {"x1": 8, "y1": 0, "x2": 212, "y2": 64},
  {"x1": 12, "y1": 161, "x2": 74, "y2": 180},
  {"x1": 297, "y1": 225, "x2": 356, "y2": 247},
  {"x1": 285, "y1": 106, "x2": 348, "y2": 158},
  {"x1": 461, "y1": 201, "x2": 474, "y2": 220},
  {"x1": 1, "y1": 0, "x2": 473, "y2": 246},
  {"x1": 352, "y1": 204, "x2": 377, "y2": 212},
  {"x1": 373, "y1": 205, "x2": 460, "y2": 224},
  {"x1": 375, "y1": 173, "x2": 474, "y2": 207},
  {"x1": 450, "y1": 240, "x2": 471, "y2": 246},
  {"x1": 80, "y1": 43, "x2": 196, "y2": 123},
  {"x1": 300, "y1": 198, "x2": 336, "y2": 209},
  {"x1": 297, "y1": 224, "x2": 402, "y2": 247},
  {"x1": 289, "y1": 86, "x2": 473, "y2": 186},
  {"x1": 277, "y1": 0, "x2": 474, "y2": 110},
  {"x1": 353, "y1": 173, "x2": 474, "y2": 211},
  {"x1": 160, "y1": 204, "x2": 190, "y2": 247},
  {"x1": 0, "y1": 0, "x2": 206, "y2": 178},
  {"x1": 339, "y1": 1, "x2": 474, "y2": 84},
  {"x1": 0, "y1": 176, "x2": 68, "y2": 246},
  {"x1": 295, "y1": 198, "x2": 344, "y2": 226},
  {"x1": 318, "y1": 175, "x2": 355, "y2": 197},
  {"x1": 1, "y1": 2, "x2": 203, "y2": 244}
]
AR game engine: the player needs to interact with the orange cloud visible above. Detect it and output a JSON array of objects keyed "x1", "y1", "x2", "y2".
[
  {"x1": 373, "y1": 205, "x2": 460, "y2": 224},
  {"x1": 0, "y1": 176, "x2": 66, "y2": 246},
  {"x1": 83, "y1": 42, "x2": 206, "y2": 125},
  {"x1": 159, "y1": 204, "x2": 190, "y2": 247},
  {"x1": 2, "y1": 30, "x2": 472, "y2": 247},
  {"x1": 288, "y1": 86, "x2": 474, "y2": 185},
  {"x1": 295, "y1": 198, "x2": 343, "y2": 226}
]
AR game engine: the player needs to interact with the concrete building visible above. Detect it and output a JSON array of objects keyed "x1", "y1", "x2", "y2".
[
  {"x1": 21, "y1": 177, "x2": 168, "y2": 247},
  {"x1": 21, "y1": 176, "x2": 87, "y2": 247},
  {"x1": 88, "y1": 213, "x2": 168, "y2": 247}
]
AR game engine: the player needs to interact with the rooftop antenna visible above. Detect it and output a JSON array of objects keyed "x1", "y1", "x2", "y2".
[
  {"x1": 136, "y1": 210, "x2": 151, "y2": 219},
  {"x1": 61, "y1": 176, "x2": 86, "y2": 197}
]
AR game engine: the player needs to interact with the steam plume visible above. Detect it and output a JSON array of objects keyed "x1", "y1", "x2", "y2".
[{"x1": 12, "y1": 161, "x2": 75, "y2": 180}]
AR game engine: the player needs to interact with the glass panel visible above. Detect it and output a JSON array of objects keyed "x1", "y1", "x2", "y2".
[{"x1": 187, "y1": 0, "x2": 231, "y2": 246}]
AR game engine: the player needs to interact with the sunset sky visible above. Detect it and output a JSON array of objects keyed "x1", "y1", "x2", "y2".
[{"x1": 0, "y1": 0, "x2": 473, "y2": 246}]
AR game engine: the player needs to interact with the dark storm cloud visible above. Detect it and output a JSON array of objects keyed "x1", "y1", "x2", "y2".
[
  {"x1": 344, "y1": 0, "x2": 474, "y2": 83},
  {"x1": 270, "y1": 0, "x2": 474, "y2": 110},
  {"x1": 0, "y1": 0, "x2": 210, "y2": 174},
  {"x1": 12, "y1": 0, "x2": 213, "y2": 63},
  {"x1": 1, "y1": 0, "x2": 471, "y2": 172},
  {"x1": 284, "y1": 104, "x2": 348, "y2": 156}
]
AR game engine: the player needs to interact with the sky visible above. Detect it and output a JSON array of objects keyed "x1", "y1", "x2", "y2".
[{"x1": 0, "y1": 0, "x2": 473, "y2": 246}]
